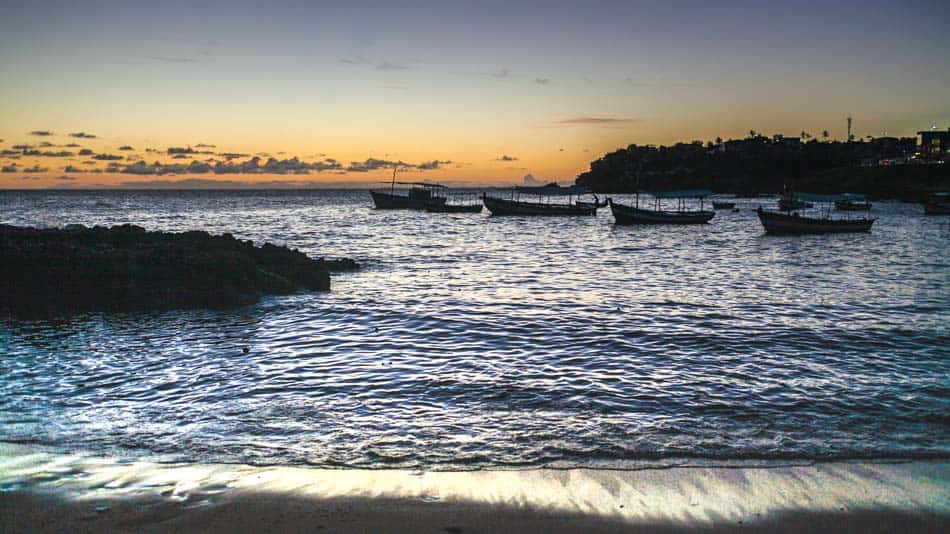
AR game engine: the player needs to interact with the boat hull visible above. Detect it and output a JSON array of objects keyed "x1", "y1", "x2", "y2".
[
  {"x1": 482, "y1": 195, "x2": 596, "y2": 216},
  {"x1": 777, "y1": 199, "x2": 813, "y2": 210},
  {"x1": 371, "y1": 190, "x2": 446, "y2": 210},
  {"x1": 370, "y1": 190, "x2": 411, "y2": 209},
  {"x1": 609, "y1": 201, "x2": 715, "y2": 225},
  {"x1": 425, "y1": 203, "x2": 483, "y2": 213},
  {"x1": 757, "y1": 209, "x2": 874, "y2": 234}
]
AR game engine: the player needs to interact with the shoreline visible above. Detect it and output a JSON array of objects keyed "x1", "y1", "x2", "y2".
[{"x1": 2, "y1": 445, "x2": 947, "y2": 533}]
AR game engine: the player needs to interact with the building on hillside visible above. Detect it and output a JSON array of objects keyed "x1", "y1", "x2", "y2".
[
  {"x1": 772, "y1": 135, "x2": 801, "y2": 149},
  {"x1": 917, "y1": 129, "x2": 950, "y2": 160}
]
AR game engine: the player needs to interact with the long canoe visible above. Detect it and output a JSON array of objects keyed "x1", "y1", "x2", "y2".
[
  {"x1": 757, "y1": 208, "x2": 874, "y2": 234},
  {"x1": 482, "y1": 195, "x2": 596, "y2": 216},
  {"x1": 609, "y1": 199, "x2": 714, "y2": 225}
]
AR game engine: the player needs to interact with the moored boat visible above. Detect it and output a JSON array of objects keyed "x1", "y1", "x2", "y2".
[
  {"x1": 482, "y1": 184, "x2": 599, "y2": 216},
  {"x1": 757, "y1": 208, "x2": 875, "y2": 234},
  {"x1": 609, "y1": 189, "x2": 715, "y2": 225},
  {"x1": 574, "y1": 196, "x2": 609, "y2": 211},
  {"x1": 483, "y1": 195, "x2": 596, "y2": 216},
  {"x1": 370, "y1": 167, "x2": 447, "y2": 209},
  {"x1": 425, "y1": 202, "x2": 483, "y2": 213}
]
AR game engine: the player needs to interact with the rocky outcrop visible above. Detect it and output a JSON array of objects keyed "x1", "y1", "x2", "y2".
[{"x1": 0, "y1": 224, "x2": 358, "y2": 315}]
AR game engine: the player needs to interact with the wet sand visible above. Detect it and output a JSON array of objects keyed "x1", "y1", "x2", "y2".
[{"x1": 1, "y1": 445, "x2": 947, "y2": 533}]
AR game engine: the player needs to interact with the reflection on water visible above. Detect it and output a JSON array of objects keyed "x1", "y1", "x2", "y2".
[{"x1": 1, "y1": 190, "x2": 948, "y2": 468}]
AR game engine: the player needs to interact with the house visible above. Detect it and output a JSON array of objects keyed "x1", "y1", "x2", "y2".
[
  {"x1": 917, "y1": 129, "x2": 950, "y2": 160},
  {"x1": 772, "y1": 135, "x2": 801, "y2": 150}
]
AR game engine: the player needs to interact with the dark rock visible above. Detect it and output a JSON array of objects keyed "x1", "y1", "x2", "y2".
[{"x1": 0, "y1": 224, "x2": 359, "y2": 316}]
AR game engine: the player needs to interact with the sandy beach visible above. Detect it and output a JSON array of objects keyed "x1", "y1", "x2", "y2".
[{"x1": 1, "y1": 445, "x2": 947, "y2": 533}]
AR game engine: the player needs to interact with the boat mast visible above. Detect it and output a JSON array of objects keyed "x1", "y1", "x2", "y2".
[{"x1": 390, "y1": 165, "x2": 398, "y2": 194}]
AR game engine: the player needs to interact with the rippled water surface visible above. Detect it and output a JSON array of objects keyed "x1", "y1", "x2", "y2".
[{"x1": 1, "y1": 190, "x2": 948, "y2": 468}]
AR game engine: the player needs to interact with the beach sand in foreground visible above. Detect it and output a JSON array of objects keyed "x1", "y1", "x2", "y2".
[{"x1": 1, "y1": 445, "x2": 947, "y2": 533}]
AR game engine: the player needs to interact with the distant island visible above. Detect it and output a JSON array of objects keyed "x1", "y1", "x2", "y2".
[
  {"x1": 0, "y1": 224, "x2": 358, "y2": 316},
  {"x1": 575, "y1": 132, "x2": 950, "y2": 199}
]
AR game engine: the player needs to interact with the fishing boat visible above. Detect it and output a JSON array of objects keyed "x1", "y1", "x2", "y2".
[
  {"x1": 574, "y1": 195, "x2": 609, "y2": 211},
  {"x1": 923, "y1": 193, "x2": 950, "y2": 215},
  {"x1": 370, "y1": 166, "x2": 447, "y2": 209},
  {"x1": 609, "y1": 189, "x2": 715, "y2": 225},
  {"x1": 482, "y1": 184, "x2": 599, "y2": 216},
  {"x1": 834, "y1": 194, "x2": 872, "y2": 211},
  {"x1": 757, "y1": 192, "x2": 875, "y2": 234},
  {"x1": 425, "y1": 202, "x2": 482, "y2": 213},
  {"x1": 712, "y1": 201, "x2": 736, "y2": 209}
]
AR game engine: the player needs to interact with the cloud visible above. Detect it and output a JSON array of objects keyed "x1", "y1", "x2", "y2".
[
  {"x1": 119, "y1": 178, "x2": 250, "y2": 189},
  {"x1": 171, "y1": 154, "x2": 191, "y2": 159},
  {"x1": 341, "y1": 56, "x2": 411, "y2": 71},
  {"x1": 168, "y1": 147, "x2": 196, "y2": 154},
  {"x1": 22, "y1": 150, "x2": 74, "y2": 157},
  {"x1": 78, "y1": 148, "x2": 94, "y2": 156},
  {"x1": 8, "y1": 164, "x2": 49, "y2": 173},
  {"x1": 339, "y1": 55, "x2": 369, "y2": 66},
  {"x1": 64, "y1": 143, "x2": 81, "y2": 148},
  {"x1": 345, "y1": 158, "x2": 400, "y2": 173},
  {"x1": 218, "y1": 152, "x2": 249, "y2": 160},
  {"x1": 491, "y1": 68, "x2": 510, "y2": 79},
  {"x1": 345, "y1": 157, "x2": 446, "y2": 172},
  {"x1": 495, "y1": 155, "x2": 518, "y2": 162},
  {"x1": 416, "y1": 159, "x2": 451, "y2": 170},
  {"x1": 69, "y1": 132, "x2": 97, "y2": 139},
  {"x1": 12, "y1": 144, "x2": 34, "y2": 150},
  {"x1": 54, "y1": 175, "x2": 76, "y2": 181},
  {"x1": 112, "y1": 156, "x2": 346, "y2": 176},
  {"x1": 523, "y1": 173, "x2": 539, "y2": 185},
  {"x1": 552, "y1": 117, "x2": 635, "y2": 126},
  {"x1": 195, "y1": 143, "x2": 216, "y2": 148},
  {"x1": 534, "y1": 78, "x2": 550, "y2": 85},
  {"x1": 376, "y1": 60, "x2": 410, "y2": 71},
  {"x1": 29, "y1": 130, "x2": 54, "y2": 136},
  {"x1": 39, "y1": 141, "x2": 55, "y2": 147},
  {"x1": 149, "y1": 56, "x2": 197, "y2": 63},
  {"x1": 118, "y1": 145, "x2": 134, "y2": 151},
  {"x1": 63, "y1": 165, "x2": 86, "y2": 173},
  {"x1": 93, "y1": 153, "x2": 124, "y2": 161}
]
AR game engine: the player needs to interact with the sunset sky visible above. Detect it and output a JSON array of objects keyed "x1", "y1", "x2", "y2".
[{"x1": 1, "y1": 0, "x2": 948, "y2": 188}]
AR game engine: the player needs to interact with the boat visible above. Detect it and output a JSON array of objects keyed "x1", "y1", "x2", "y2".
[
  {"x1": 425, "y1": 202, "x2": 482, "y2": 213},
  {"x1": 712, "y1": 201, "x2": 736, "y2": 209},
  {"x1": 757, "y1": 208, "x2": 875, "y2": 234},
  {"x1": 482, "y1": 184, "x2": 599, "y2": 216},
  {"x1": 834, "y1": 194, "x2": 872, "y2": 211},
  {"x1": 608, "y1": 189, "x2": 715, "y2": 225},
  {"x1": 923, "y1": 193, "x2": 950, "y2": 215},
  {"x1": 574, "y1": 195, "x2": 609, "y2": 211},
  {"x1": 758, "y1": 192, "x2": 875, "y2": 234},
  {"x1": 370, "y1": 166, "x2": 447, "y2": 209}
]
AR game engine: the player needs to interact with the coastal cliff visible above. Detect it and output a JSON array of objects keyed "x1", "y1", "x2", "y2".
[{"x1": 0, "y1": 224, "x2": 358, "y2": 315}]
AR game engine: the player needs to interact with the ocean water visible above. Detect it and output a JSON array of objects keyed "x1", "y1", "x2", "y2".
[{"x1": 1, "y1": 190, "x2": 948, "y2": 469}]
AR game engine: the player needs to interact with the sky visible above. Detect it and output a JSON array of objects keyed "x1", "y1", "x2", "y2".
[{"x1": 1, "y1": 0, "x2": 948, "y2": 188}]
